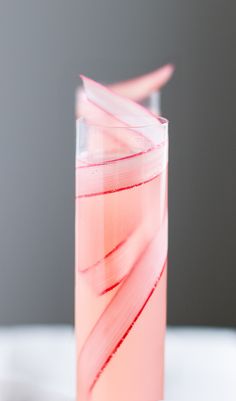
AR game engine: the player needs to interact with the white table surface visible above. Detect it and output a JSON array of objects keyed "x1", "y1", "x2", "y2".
[{"x1": 0, "y1": 326, "x2": 235, "y2": 400}]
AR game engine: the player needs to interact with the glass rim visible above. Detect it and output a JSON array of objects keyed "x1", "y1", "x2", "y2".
[
  {"x1": 76, "y1": 115, "x2": 168, "y2": 169},
  {"x1": 76, "y1": 115, "x2": 168, "y2": 130}
]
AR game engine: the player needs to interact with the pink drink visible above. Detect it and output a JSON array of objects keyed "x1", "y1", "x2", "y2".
[
  {"x1": 76, "y1": 76, "x2": 168, "y2": 401},
  {"x1": 76, "y1": 128, "x2": 168, "y2": 401}
]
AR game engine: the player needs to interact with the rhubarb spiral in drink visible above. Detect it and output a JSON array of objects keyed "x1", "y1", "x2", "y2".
[{"x1": 75, "y1": 77, "x2": 168, "y2": 401}]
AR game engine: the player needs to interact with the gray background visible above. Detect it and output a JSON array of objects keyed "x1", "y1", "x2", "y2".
[{"x1": 0, "y1": 0, "x2": 235, "y2": 326}]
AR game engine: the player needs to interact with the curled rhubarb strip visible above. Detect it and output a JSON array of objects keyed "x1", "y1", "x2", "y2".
[
  {"x1": 76, "y1": 64, "x2": 174, "y2": 117},
  {"x1": 76, "y1": 144, "x2": 168, "y2": 199},
  {"x1": 80, "y1": 75, "x2": 165, "y2": 144},
  {"x1": 78, "y1": 214, "x2": 168, "y2": 398},
  {"x1": 76, "y1": 77, "x2": 168, "y2": 198},
  {"x1": 77, "y1": 95, "x2": 141, "y2": 153},
  {"x1": 78, "y1": 177, "x2": 164, "y2": 295},
  {"x1": 76, "y1": 68, "x2": 172, "y2": 163},
  {"x1": 109, "y1": 64, "x2": 174, "y2": 102}
]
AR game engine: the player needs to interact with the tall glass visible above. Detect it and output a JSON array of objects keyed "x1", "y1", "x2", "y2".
[{"x1": 75, "y1": 115, "x2": 168, "y2": 401}]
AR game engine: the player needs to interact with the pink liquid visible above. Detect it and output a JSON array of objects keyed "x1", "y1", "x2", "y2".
[{"x1": 75, "y1": 146, "x2": 168, "y2": 401}]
